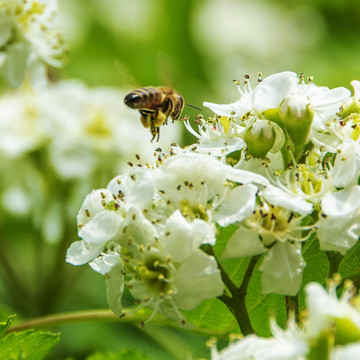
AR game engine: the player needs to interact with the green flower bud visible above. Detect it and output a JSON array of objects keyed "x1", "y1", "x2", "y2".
[
  {"x1": 307, "y1": 329, "x2": 333, "y2": 360},
  {"x1": 334, "y1": 317, "x2": 360, "y2": 346},
  {"x1": 280, "y1": 95, "x2": 314, "y2": 152},
  {"x1": 341, "y1": 99, "x2": 360, "y2": 119},
  {"x1": 244, "y1": 121, "x2": 276, "y2": 158}
]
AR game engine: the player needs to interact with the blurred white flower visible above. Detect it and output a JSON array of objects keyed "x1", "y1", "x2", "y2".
[
  {"x1": 0, "y1": 87, "x2": 46, "y2": 157},
  {"x1": 0, "y1": 80, "x2": 181, "y2": 178},
  {"x1": 0, "y1": 0, "x2": 66, "y2": 87},
  {"x1": 210, "y1": 317, "x2": 308, "y2": 360},
  {"x1": 305, "y1": 280, "x2": 360, "y2": 359},
  {"x1": 210, "y1": 281, "x2": 360, "y2": 359}
]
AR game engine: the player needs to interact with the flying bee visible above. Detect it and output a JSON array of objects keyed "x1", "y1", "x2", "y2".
[{"x1": 124, "y1": 86, "x2": 185, "y2": 141}]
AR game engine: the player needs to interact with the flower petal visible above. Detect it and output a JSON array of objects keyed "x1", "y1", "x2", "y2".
[
  {"x1": 215, "y1": 184, "x2": 258, "y2": 227},
  {"x1": 262, "y1": 185, "x2": 313, "y2": 215},
  {"x1": 222, "y1": 227, "x2": 267, "y2": 258},
  {"x1": 259, "y1": 242, "x2": 305, "y2": 296}
]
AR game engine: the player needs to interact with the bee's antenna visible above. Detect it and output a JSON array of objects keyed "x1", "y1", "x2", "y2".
[{"x1": 185, "y1": 103, "x2": 202, "y2": 111}]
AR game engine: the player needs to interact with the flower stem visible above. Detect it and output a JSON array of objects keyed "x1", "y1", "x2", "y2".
[
  {"x1": 217, "y1": 256, "x2": 258, "y2": 335},
  {"x1": 202, "y1": 245, "x2": 259, "y2": 335},
  {"x1": 6, "y1": 309, "x2": 231, "y2": 339},
  {"x1": 232, "y1": 255, "x2": 260, "y2": 335}
]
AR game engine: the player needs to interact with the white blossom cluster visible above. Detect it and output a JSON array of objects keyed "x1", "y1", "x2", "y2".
[
  {"x1": 0, "y1": 0, "x2": 66, "y2": 87},
  {"x1": 66, "y1": 151, "x2": 269, "y2": 320},
  {"x1": 66, "y1": 71, "x2": 360, "y2": 321},
  {"x1": 210, "y1": 280, "x2": 360, "y2": 360},
  {"x1": 187, "y1": 71, "x2": 360, "y2": 293}
]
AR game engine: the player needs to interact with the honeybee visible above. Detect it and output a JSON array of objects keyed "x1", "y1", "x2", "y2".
[{"x1": 124, "y1": 86, "x2": 185, "y2": 141}]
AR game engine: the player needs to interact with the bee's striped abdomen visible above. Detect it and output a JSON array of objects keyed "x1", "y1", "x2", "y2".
[{"x1": 124, "y1": 87, "x2": 162, "y2": 110}]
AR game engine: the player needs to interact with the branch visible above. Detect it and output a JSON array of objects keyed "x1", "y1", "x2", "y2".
[{"x1": 6, "y1": 309, "x2": 232, "y2": 339}]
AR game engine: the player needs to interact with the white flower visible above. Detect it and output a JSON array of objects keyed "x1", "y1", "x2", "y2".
[
  {"x1": 267, "y1": 140, "x2": 360, "y2": 207},
  {"x1": 222, "y1": 186, "x2": 314, "y2": 295},
  {"x1": 107, "y1": 210, "x2": 223, "y2": 320},
  {"x1": 201, "y1": 72, "x2": 349, "y2": 161},
  {"x1": 252, "y1": 72, "x2": 349, "y2": 124},
  {"x1": 317, "y1": 186, "x2": 360, "y2": 254},
  {"x1": 151, "y1": 152, "x2": 268, "y2": 226},
  {"x1": 331, "y1": 343, "x2": 360, "y2": 360},
  {"x1": 41, "y1": 80, "x2": 180, "y2": 179},
  {"x1": 203, "y1": 77, "x2": 254, "y2": 117},
  {"x1": 203, "y1": 72, "x2": 299, "y2": 117},
  {"x1": 0, "y1": 0, "x2": 66, "y2": 87},
  {"x1": 0, "y1": 80, "x2": 182, "y2": 181},
  {"x1": 0, "y1": 88, "x2": 46, "y2": 157},
  {"x1": 184, "y1": 116, "x2": 246, "y2": 156},
  {"x1": 89, "y1": 250, "x2": 121, "y2": 275},
  {"x1": 66, "y1": 189, "x2": 123, "y2": 265},
  {"x1": 259, "y1": 242, "x2": 306, "y2": 296},
  {"x1": 305, "y1": 281, "x2": 360, "y2": 343},
  {"x1": 210, "y1": 318, "x2": 308, "y2": 360},
  {"x1": 107, "y1": 167, "x2": 156, "y2": 211},
  {"x1": 330, "y1": 139, "x2": 360, "y2": 188}
]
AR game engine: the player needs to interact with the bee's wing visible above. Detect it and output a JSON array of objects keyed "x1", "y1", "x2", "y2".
[
  {"x1": 114, "y1": 59, "x2": 142, "y2": 89},
  {"x1": 156, "y1": 52, "x2": 177, "y2": 88}
]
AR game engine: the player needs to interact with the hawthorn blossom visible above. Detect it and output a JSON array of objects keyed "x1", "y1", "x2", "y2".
[
  {"x1": 317, "y1": 186, "x2": 360, "y2": 254},
  {"x1": 222, "y1": 185, "x2": 314, "y2": 295},
  {"x1": 0, "y1": 0, "x2": 66, "y2": 87},
  {"x1": 199, "y1": 72, "x2": 350, "y2": 164}
]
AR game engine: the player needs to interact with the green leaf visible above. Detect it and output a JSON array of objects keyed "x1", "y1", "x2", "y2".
[
  {"x1": 213, "y1": 224, "x2": 238, "y2": 257},
  {"x1": 0, "y1": 314, "x2": 16, "y2": 339},
  {"x1": 0, "y1": 330, "x2": 59, "y2": 360},
  {"x1": 183, "y1": 298, "x2": 239, "y2": 337},
  {"x1": 246, "y1": 258, "x2": 287, "y2": 337},
  {"x1": 298, "y1": 235, "x2": 329, "y2": 310},
  {"x1": 86, "y1": 349, "x2": 152, "y2": 360},
  {"x1": 339, "y1": 240, "x2": 360, "y2": 280}
]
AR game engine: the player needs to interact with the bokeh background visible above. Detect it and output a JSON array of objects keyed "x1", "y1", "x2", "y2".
[{"x1": 1, "y1": 0, "x2": 360, "y2": 359}]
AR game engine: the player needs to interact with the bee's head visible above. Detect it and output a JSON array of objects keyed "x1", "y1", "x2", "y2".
[{"x1": 124, "y1": 92, "x2": 142, "y2": 109}]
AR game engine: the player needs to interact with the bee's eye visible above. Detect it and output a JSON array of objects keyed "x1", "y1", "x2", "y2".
[{"x1": 124, "y1": 93, "x2": 142, "y2": 108}]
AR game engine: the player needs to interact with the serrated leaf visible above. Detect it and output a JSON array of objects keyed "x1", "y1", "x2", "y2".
[
  {"x1": 298, "y1": 235, "x2": 329, "y2": 310},
  {"x1": 0, "y1": 314, "x2": 16, "y2": 339},
  {"x1": 86, "y1": 349, "x2": 152, "y2": 360},
  {"x1": 0, "y1": 330, "x2": 59, "y2": 360},
  {"x1": 246, "y1": 258, "x2": 286, "y2": 337},
  {"x1": 183, "y1": 298, "x2": 239, "y2": 337},
  {"x1": 339, "y1": 240, "x2": 360, "y2": 279}
]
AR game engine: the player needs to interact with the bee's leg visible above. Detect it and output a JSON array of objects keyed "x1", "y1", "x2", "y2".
[
  {"x1": 150, "y1": 125, "x2": 159, "y2": 142},
  {"x1": 168, "y1": 98, "x2": 175, "y2": 123},
  {"x1": 139, "y1": 109, "x2": 155, "y2": 128},
  {"x1": 160, "y1": 98, "x2": 172, "y2": 125},
  {"x1": 150, "y1": 109, "x2": 160, "y2": 142}
]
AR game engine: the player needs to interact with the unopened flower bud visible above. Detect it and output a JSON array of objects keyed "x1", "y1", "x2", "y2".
[
  {"x1": 280, "y1": 95, "x2": 314, "y2": 151},
  {"x1": 341, "y1": 99, "x2": 360, "y2": 119},
  {"x1": 334, "y1": 317, "x2": 360, "y2": 346},
  {"x1": 244, "y1": 121, "x2": 276, "y2": 158}
]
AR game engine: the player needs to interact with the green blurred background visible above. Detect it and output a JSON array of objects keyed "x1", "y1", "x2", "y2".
[{"x1": 2, "y1": 0, "x2": 360, "y2": 358}]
